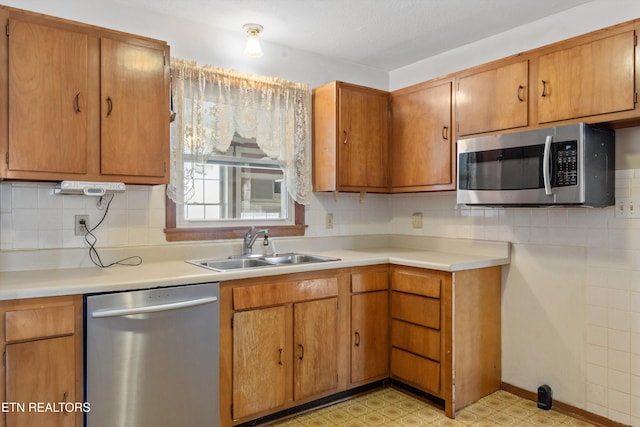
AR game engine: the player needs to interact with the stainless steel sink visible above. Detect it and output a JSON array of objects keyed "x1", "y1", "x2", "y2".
[
  {"x1": 187, "y1": 252, "x2": 339, "y2": 272},
  {"x1": 263, "y1": 253, "x2": 338, "y2": 265}
]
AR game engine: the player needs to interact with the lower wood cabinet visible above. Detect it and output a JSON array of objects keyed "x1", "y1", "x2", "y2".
[
  {"x1": 390, "y1": 265, "x2": 502, "y2": 417},
  {"x1": 350, "y1": 266, "x2": 389, "y2": 385},
  {"x1": 223, "y1": 272, "x2": 342, "y2": 425},
  {"x1": 0, "y1": 295, "x2": 83, "y2": 427},
  {"x1": 219, "y1": 263, "x2": 502, "y2": 426}
]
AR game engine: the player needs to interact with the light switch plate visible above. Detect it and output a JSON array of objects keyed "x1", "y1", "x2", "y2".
[{"x1": 412, "y1": 212, "x2": 423, "y2": 229}]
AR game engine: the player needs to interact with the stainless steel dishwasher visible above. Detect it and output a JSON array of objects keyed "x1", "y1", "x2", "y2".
[{"x1": 85, "y1": 282, "x2": 219, "y2": 427}]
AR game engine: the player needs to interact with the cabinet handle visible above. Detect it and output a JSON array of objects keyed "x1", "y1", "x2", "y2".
[
  {"x1": 74, "y1": 93, "x2": 81, "y2": 113},
  {"x1": 442, "y1": 126, "x2": 448, "y2": 140},
  {"x1": 278, "y1": 348, "x2": 283, "y2": 365},
  {"x1": 62, "y1": 391, "x2": 69, "y2": 415},
  {"x1": 517, "y1": 85, "x2": 525, "y2": 102},
  {"x1": 106, "y1": 97, "x2": 113, "y2": 117},
  {"x1": 343, "y1": 130, "x2": 348, "y2": 144},
  {"x1": 298, "y1": 344, "x2": 304, "y2": 360},
  {"x1": 541, "y1": 80, "x2": 548, "y2": 97},
  {"x1": 354, "y1": 331, "x2": 361, "y2": 347}
]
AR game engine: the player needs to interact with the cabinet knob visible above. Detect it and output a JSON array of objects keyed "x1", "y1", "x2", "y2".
[
  {"x1": 517, "y1": 85, "x2": 525, "y2": 102},
  {"x1": 278, "y1": 348, "x2": 283, "y2": 366},
  {"x1": 342, "y1": 130, "x2": 348, "y2": 144},
  {"x1": 354, "y1": 331, "x2": 361, "y2": 346},
  {"x1": 62, "y1": 391, "x2": 69, "y2": 415},
  {"x1": 297, "y1": 344, "x2": 304, "y2": 360},
  {"x1": 442, "y1": 126, "x2": 448, "y2": 140}
]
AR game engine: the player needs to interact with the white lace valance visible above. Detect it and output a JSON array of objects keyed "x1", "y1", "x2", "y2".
[{"x1": 167, "y1": 58, "x2": 312, "y2": 205}]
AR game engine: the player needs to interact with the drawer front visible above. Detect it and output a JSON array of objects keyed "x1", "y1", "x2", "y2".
[
  {"x1": 351, "y1": 269, "x2": 388, "y2": 293},
  {"x1": 391, "y1": 292, "x2": 440, "y2": 329},
  {"x1": 391, "y1": 268, "x2": 443, "y2": 298},
  {"x1": 233, "y1": 277, "x2": 338, "y2": 310},
  {"x1": 391, "y1": 319, "x2": 440, "y2": 361},
  {"x1": 5, "y1": 304, "x2": 75, "y2": 343},
  {"x1": 391, "y1": 348, "x2": 440, "y2": 395}
]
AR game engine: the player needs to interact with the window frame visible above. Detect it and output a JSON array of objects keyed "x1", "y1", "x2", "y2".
[{"x1": 164, "y1": 197, "x2": 306, "y2": 242}]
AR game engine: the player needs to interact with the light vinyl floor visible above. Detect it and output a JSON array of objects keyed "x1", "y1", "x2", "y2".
[{"x1": 273, "y1": 388, "x2": 597, "y2": 426}]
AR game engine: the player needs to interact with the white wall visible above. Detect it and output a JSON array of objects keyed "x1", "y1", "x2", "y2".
[
  {"x1": 3, "y1": 0, "x2": 640, "y2": 424},
  {"x1": 390, "y1": 0, "x2": 640, "y2": 90}
]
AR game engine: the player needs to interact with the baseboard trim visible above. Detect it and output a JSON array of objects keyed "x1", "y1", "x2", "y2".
[{"x1": 501, "y1": 382, "x2": 630, "y2": 427}]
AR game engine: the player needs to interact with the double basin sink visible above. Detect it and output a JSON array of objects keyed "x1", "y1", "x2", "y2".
[{"x1": 188, "y1": 252, "x2": 340, "y2": 272}]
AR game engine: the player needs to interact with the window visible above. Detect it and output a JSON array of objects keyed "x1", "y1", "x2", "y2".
[{"x1": 165, "y1": 59, "x2": 311, "y2": 241}]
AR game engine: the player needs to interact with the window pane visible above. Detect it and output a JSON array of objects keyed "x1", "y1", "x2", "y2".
[{"x1": 182, "y1": 135, "x2": 290, "y2": 224}]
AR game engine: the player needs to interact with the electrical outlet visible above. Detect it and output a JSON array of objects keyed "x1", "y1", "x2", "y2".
[
  {"x1": 412, "y1": 212, "x2": 423, "y2": 229},
  {"x1": 326, "y1": 213, "x2": 334, "y2": 229},
  {"x1": 615, "y1": 198, "x2": 640, "y2": 218},
  {"x1": 75, "y1": 215, "x2": 90, "y2": 235}
]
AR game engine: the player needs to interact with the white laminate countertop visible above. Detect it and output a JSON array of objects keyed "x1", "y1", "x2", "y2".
[{"x1": 0, "y1": 244, "x2": 510, "y2": 300}]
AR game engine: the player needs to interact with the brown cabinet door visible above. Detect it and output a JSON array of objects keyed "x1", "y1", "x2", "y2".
[
  {"x1": 232, "y1": 306, "x2": 287, "y2": 420},
  {"x1": 8, "y1": 19, "x2": 88, "y2": 174},
  {"x1": 391, "y1": 81, "x2": 453, "y2": 189},
  {"x1": 100, "y1": 37, "x2": 168, "y2": 178},
  {"x1": 457, "y1": 60, "x2": 529, "y2": 136},
  {"x1": 338, "y1": 86, "x2": 389, "y2": 190},
  {"x1": 293, "y1": 298, "x2": 338, "y2": 400},
  {"x1": 351, "y1": 291, "x2": 389, "y2": 384},
  {"x1": 538, "y1": 31, "x2": 635, "y2": 123},
  {"x1": 6, "y1": 336, "x2": 76, "y2": 427}
]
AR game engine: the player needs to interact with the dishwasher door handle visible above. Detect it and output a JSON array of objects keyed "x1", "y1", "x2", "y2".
[{"x1": 91, "y1": 296, "x2": 218, "y2": 318}]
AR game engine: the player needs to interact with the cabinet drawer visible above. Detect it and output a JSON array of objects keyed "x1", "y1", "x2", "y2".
[
  {"x1": 391, "y1": 348, "x2": 440, "y2": 394},
  {"x1": 391, "y1": 268, "x2": 443, "y2": 298},
  {"x1": 391, "y1": 291, "x2": 440, "y2": 329},
  {"x1": 5, "y1": 304, "x2": 75, "y2": 343},
  {"x1": 233, "y1": 277, "x2": 338, "y2": 310},
  {"x1": 391, "y1": 319, "x2": 440, "y2": 361},
  {"x1": 351, "y1": 269, "x2": 388, "y2": 293}
]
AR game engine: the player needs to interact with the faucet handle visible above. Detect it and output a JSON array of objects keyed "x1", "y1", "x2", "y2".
[{"x1": 263, "y1": 229, "x2": 269, "y2": 246}]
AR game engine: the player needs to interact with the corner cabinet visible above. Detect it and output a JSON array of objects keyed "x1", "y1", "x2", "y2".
[
  {"x1": 390, "y1": 79, "x2": 454, "y2": 191},
  {"x1": 0, "y1": 295, "x2": 83, "y2": 427},
  {"x1": 389, "y1": 265, "x2": 502, "y2": 418},
  {"x1": 0, "y1": 6, "x2": 170, "y2": 184},
  {"x1": 313, "y1": 81, "x2": 390, "y2": 193}
]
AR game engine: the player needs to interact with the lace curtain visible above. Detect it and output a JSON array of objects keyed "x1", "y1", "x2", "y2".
[{"x1": 167, "y1": 58, "x2": 312, "y2": 206}]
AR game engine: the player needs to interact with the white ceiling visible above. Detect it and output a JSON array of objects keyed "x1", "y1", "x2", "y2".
[{"x1": 117, "y1": 0, "x2": 595, "y2": 71}]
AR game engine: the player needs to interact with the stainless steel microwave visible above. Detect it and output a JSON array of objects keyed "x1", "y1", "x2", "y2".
[{"x1": 456, "y1": 123, "x2": 615, "y2": 207}]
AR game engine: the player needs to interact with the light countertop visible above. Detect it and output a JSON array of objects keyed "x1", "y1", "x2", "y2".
[{"x1": 0, "y1": 242, "x2": 510, "y2": 300}]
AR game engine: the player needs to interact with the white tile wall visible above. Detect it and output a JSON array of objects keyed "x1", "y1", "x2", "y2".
[{"x1": 0, "y1": 183, "x2": 167, "y2": 250}]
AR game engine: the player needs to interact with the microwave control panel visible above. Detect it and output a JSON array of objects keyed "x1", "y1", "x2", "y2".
[{"x1": 555, "y1": 141, "x2": 578, "y2": 186}]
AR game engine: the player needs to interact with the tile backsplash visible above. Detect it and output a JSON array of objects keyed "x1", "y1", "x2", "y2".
[{"x1": 0, "y1": 182, "x2": 167, "y2": 250}]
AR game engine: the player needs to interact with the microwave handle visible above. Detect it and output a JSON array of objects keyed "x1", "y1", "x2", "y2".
[{"x1": 543, "y1": 135, "x2": 553, "y2": 195}]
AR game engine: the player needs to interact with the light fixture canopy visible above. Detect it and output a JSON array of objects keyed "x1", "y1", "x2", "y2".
[{"x1": 243, "y1": 23, "x2": 263, "y2": 58}]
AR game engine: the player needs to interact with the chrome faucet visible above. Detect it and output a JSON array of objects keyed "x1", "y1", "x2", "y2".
[{"x1": 243, "y1": 227, "x2": 269, "y2": 255}]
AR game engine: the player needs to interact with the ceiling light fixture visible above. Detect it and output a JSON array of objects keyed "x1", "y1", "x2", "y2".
[{"x1": 242, "y1": 23, "x2": 263, "y2": 58}]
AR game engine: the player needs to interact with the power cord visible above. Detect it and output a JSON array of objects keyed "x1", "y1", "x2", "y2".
[{"x1": 82, "y1": 194, "x2": 143, "y2": 268}]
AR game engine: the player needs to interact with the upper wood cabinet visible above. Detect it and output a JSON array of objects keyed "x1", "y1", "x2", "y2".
[
  {"x1": 100, "y1": 38, "x2": 168, "y2": 178},
  {"x1": 313, "y1": 81, "x2": 390, "y2": 192},
  {"x1": 390, "y1": 79, "x2": 454, "y2": 191},
  {"x1": 7, "y1": 18, "x2": 89, "y2": 176},
  {"x1": 456, "y1": 60, "x2": 529, "y2": 136},
  {"x1": 0, "y1": 6, "x2": 170, "y2": 184},
  {"x1": 536, "y1": 29, "x2": 636, "y2": 124}
]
